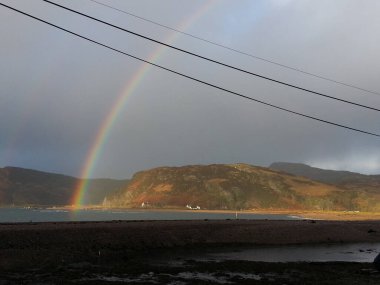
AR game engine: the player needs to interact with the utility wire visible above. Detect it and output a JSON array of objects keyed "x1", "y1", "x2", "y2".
[
  {"x1": 88, "y1": 0, "x2": 380, "y2": 97},
  {"x1": 41, "y1": 0, "x2": 380, "y2": 113},
  {"x1": 1, "y1": 2, "x2": 379, "y2": 138}
]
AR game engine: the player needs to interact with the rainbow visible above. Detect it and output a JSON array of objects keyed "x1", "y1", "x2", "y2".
[{"x1": 73, "y1": 0, "x2": 218, "y2": 207}]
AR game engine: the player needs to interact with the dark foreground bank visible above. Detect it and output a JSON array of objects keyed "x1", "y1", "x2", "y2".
[{"x1": 1, "y1": 220, "x2": 380, "y2": 284}]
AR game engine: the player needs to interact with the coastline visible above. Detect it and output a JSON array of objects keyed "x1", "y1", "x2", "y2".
[
  {"x1": 1, "y1": 219, "x2": 379, "y2": 283},
  {"x1": 49, "y1": 206, "x2": 380, "y2": 221},
  {"x1": 4, "y1": 205, "x2": 380, "y2": 221},
  {"x1": 1, "y1": 219, "x2": 380, "y2": 250}
]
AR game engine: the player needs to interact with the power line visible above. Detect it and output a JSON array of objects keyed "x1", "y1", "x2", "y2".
[
  {"x1": 88, "y1": 0, "x2": 380, "y2": 97},
  {"x1": 1, "y1": 2, "x2": 379, "y2": 138},
  {"x1": 41, "y1": 0, "x2": 380, "y2": 113}
]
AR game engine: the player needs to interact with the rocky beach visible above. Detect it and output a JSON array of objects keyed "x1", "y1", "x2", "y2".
[{"x1": 1, "y1": 219, "x2": 380, "y2": 284}]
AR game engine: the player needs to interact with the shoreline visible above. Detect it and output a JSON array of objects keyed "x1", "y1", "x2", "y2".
[
  {"x1": 1, "y1": 219, "x2": 379, "y2": 283},
  {"x1": 4, "y1": 205, "x2": 380, "y2": 221},
  {"x1": 1, "y1": 219, "x2": 380, "y2": 246}
]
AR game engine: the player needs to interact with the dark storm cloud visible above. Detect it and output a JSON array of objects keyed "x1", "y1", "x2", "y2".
[{"x1": 1, "y1": 0, "x2": 380, "y2": 178}]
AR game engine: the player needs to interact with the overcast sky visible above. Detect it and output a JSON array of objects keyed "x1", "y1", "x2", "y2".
[{"x1": 1, "y1": 0, "x2": 380, "y2": 178}]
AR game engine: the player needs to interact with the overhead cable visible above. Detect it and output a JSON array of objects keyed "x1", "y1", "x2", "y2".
[
  {"x1": 1, "y1": 2, "x2": 379, "y2": 138},
  {"x1": 41, "y1": 0, "x2": 380, "y2": 113},
  {"x1": 88, "y1": 0, "x2": 380, "y2": 97}
]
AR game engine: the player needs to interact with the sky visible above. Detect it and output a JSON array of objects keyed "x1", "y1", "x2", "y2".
[{"x1": 1, "y1": 0, "x2": 380, "y2": 179}]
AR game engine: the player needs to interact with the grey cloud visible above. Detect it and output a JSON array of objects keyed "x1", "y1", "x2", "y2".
[{"x1": 1, "y1": 0, "x2": 380, "y2": 178}]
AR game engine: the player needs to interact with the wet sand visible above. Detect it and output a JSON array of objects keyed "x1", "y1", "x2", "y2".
[
  {"x1": 1, "y1": 219, "x2": 380, "y2": 248},
  {"x1": 56, "y1": 206, "x2": 380, "y2": 221},
  {"x1": 251, "y1": 210, "x2": 380, "y2": 221},
  {"x1": 1, "y1": 220, "x2": 380, "y2": 283}
]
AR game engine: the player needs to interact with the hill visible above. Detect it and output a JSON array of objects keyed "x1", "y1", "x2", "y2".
[
  {"x1": 104, "y1": 163, "x2": 380, "y2": 211},
  {"x1": 270, "y1": 162, "x2": 361, "y2": 184},
  {"x1": 270, "y1": 162, "x2": 380, "y2": 193},
  {"x1": 0, "y1": 167, "x2": 129, "y2": 206}
]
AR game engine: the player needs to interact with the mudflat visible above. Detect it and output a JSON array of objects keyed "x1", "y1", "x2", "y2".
[{"x1": 1, "y1": 220, "x2": 380, "y2": 284}]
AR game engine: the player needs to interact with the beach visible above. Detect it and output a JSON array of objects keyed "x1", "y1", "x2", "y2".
[{"x1": 1, "y1": 219, "x2": 380, "y2": 283}]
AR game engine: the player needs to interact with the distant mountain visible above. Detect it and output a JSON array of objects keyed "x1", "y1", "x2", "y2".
[
  {"x1": 104, "y1": 163, "x2": 380, "y2": 211},
  {"x1": 0, "y1": 167, "x2": 129, "y2": 206},
  {"x1": 270, "y1": 162, "x2": 380, "y2": 193},
  {"x1": 269, "y1": 162, "x2": 364, "y2": 184},
  {"x1": 2, "y1": 163, "x2": 379, "y2": 210}
]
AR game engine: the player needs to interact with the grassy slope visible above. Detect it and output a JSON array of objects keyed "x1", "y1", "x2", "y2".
[{"x1": 106, "y1": 163, "x2": 380, "y2": 211}]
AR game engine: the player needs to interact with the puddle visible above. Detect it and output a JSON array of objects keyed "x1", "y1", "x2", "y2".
[
  {"x1": 80, "y1": 272, "x2": 263, "y2": 284},
  {"x1": 81, "y1": 272, "x2": 159, "y2": 283},
  {"x1": 201, "y1": 243, "x2": 380, "y2": 262}
]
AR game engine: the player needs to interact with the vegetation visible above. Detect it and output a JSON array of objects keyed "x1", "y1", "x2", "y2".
[
  {"x1": 0, "y1": 166, "x2": 129, "y2": 206},
  {"x1": 1, "y1": 162, "x2": 379, "y2": 211},
  {"x1": 106, "y1": 163, "x2": 380, "y2": 211}
]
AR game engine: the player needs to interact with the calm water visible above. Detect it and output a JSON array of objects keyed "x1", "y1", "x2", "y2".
[
  {"x1": 202, "y1": 243, "x2": 380, "y2": 262},
  {"x1": 0, "y1": 207, "x2": 299, "y2": 223}
]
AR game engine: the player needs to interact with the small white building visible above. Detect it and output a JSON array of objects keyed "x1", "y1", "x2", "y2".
[{"x1": 186, "y1": 204, "x2": 200, "y2": 210}]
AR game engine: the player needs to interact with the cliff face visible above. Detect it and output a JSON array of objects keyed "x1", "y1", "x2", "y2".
[
  {"x1": 106, "y1": 163, "x2": 379, "y2": 211},
  {"x1": 0, "y1": 167, "x2": 129, "y2": 206}
]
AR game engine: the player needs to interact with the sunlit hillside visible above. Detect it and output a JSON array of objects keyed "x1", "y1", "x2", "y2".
[{"x1": 105, "y1": 163, "x2": 380, "y2": 211}]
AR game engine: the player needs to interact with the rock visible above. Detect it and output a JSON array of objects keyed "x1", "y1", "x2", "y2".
[{"x1": 374, "y1": 253, "x2": 380, "y2": 270}]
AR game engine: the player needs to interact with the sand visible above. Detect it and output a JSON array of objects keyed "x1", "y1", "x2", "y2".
[
  {"x1": 1, "y1": 220, "x2": 380, "y2": 264},
  {"x1": 1, "y1": 219, "x2": 380, "y2": 283},
  {"x1": 1, "y1": 219, "x2": 380, "y2": 245}
]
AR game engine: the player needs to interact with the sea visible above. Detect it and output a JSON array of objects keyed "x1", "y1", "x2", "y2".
[{"x1": 0, "y1": 207, "x2": 299, "y2": 223}]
